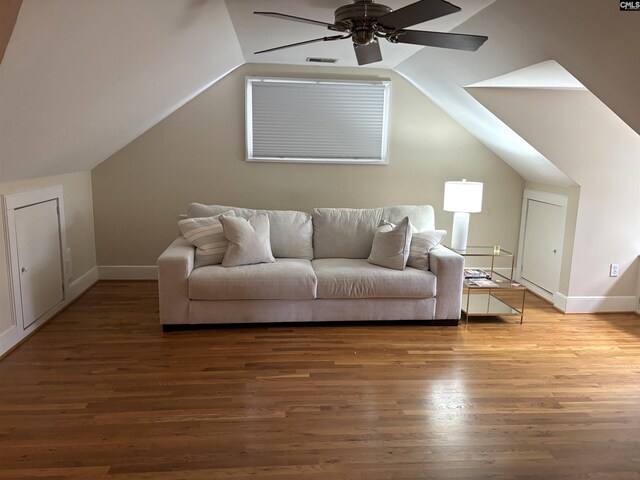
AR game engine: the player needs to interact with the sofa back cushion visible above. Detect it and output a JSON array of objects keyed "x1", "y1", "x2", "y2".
[
  {"x1": 312, "y1": 207, "x2": 383, "y2": 259},
  {"x1": 187, "y1": 203, "x2": 313, "y2": 259},
  {"x1": 382, "y1": 205, "x2": 435, "y2": 232},
  {"x1": 313, "y1": 205, "x2": 437, "y2": 259}
]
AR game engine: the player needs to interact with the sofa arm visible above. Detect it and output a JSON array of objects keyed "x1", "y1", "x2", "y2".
[
  {"x1": 157, "y1": 237, "x2": 194, "y2": 325},
  {"x1": 430, "y1": 245, "x2": 464, "y2": 320}
]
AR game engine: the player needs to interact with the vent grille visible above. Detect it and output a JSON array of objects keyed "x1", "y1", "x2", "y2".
[{"x1": 306, "y1": 57, "x2": 338, "y2": 63}]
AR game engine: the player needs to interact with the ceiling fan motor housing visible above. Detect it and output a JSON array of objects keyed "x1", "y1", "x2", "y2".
[{"x1": 334, "y1": 1, "x2": 393, "y2": 45}]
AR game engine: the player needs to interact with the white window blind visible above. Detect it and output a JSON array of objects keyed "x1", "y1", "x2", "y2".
[{"x1": 246, "y1": 77, "x2": 390, "y2": 164}]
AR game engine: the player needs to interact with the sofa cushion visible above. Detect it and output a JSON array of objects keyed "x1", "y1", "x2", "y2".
[
  {"x1": 220, "y1": 214, "x2": 275, "y2": 268},
  {"x1": 178, "y1": 211, "x2": 235, "y2": 267},
  {"x1": 407, "y1": 229, "x2": 447, "y2": 271},
  {"x1": 382, "y1": 205, "x2": 435, "y2": 232},
  {"x1": 312, "y1": 207, "x2": 383, "y2": 259},
  {"x1": 367, "y1": 218, "x2": 413, "y2": 271},
  {"x1": 189, "y1": 259, "x2": 317, "y2": 300},
  {"x1": 312, "y1": 258, "x2": 436, "y2": 299},
  {"x1": 188, "y1": 203, "x2": 313, "y2": 259}
]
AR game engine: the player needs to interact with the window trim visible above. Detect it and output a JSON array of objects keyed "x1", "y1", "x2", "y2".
[{"x1": 245, "y1": 76, "x2": 391, "y2": 165}]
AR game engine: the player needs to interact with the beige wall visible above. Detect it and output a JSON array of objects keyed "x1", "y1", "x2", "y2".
[
  {"x1": 92, "y1": 63, "x2": 525, "y2": 266},
  {"x1": 0, "y1": 0, "x2": 244, "y2": 183},
  {"x1": 471, "y1": 87, "x2": 640, "y2": 299},
  {"x1": 0, "y1": 171, "x2": 97, "y2": 333}
]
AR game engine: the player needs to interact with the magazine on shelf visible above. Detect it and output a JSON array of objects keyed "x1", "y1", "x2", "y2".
[
  {"x1": 464, "y1": 268, "x2": 491, "y2": 279},
  {"x1": 468, "y1": 278, "x2": 499, "y2": 288}
]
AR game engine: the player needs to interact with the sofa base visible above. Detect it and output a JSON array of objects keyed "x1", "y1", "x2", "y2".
[
  {"x1": 159, "y1": 297, "x2": 463, "y2": 327},
  {"x1": 162, "y1": 317, "x2": 458, "y2": 331}
]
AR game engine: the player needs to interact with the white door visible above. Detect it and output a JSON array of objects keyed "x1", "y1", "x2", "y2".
[
  {"x1": 520, "y1": 199, "x2": 564, "y2": 295},
  {"x1": 14, "y1": 200, "x2": 64, "y2": 329}
]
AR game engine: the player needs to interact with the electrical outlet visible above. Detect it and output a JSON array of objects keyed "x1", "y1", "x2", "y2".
[{"x1": 610, "y1": 263, "x2": 619, "y2": 277}]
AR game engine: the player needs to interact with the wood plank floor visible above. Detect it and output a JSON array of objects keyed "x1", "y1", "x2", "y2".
[{"x1": 1, "y1": 281, "x2": 639, "y2": 479}]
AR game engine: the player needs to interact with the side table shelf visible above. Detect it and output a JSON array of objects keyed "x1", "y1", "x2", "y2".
[{"x1": 447, "y1": 246, "x2": 526, "y2": 324}]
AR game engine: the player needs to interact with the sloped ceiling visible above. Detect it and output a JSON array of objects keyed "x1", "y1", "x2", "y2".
[
  {"x1": 0, "y1": 0, "x2": 244, "y2": 182},
  {"x1": 396, "y1": 0, "x2": 639, "y2": 187},
  {"x1": 395, "y1": 62, "x2": 576, "y2": 187},
  {"x1": 467, "y1": 60, "x2": 586, "y2": 90},
  {"x1": 493, "y1": 0, "x2": 640, "y2": 138},
  {"x1": 468, "y1": 86, "x2": 640, "y2": 297},
  {"x1": 1, "y1": 0, "x2": 638, "y2": 186}
]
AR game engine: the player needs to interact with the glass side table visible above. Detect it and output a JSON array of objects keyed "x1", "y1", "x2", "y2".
[{"x1": 446, "y1": 245, "x2": 526, "y2": 324}]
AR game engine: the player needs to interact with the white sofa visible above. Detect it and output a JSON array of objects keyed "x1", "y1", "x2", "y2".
[{"x1": 157, "y1": 204, "x2": 464, "y2": 327}]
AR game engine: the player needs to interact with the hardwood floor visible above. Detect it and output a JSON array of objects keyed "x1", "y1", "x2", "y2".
[{"x1": 1, "y1": 281, "x2": 639, "y2": 479}]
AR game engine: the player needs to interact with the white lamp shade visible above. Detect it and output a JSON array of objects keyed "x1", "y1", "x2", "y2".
[{"x1": 443, "y1": 180, "x2": 483, "y2": 213}]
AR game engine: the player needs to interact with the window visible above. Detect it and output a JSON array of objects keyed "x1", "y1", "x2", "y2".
[{"x1": 246, "y1": 77, "x2": 391, "y2": 164}]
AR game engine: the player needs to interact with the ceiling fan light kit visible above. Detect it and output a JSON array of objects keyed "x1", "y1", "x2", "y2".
[{"x1": 254, "y1": 0, "x2": 488, "y2": 65}]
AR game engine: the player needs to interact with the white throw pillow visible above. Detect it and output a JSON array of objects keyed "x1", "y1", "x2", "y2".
[
  {"x1": 367, "y1": 217, "x2": 413, "y2": 271},
  {"x1": 178, "y1": 211, "x2": 236, "y2": 267},
  {"x1": 407, "y1": 229, "x2": 447, "y2": 270},
  {"x1": 220, "y1": 213, "x2": 276, "y2": 267}
]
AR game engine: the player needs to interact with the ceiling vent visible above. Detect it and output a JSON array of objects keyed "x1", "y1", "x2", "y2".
[{"x1": 306, "y1": 57, "x2": 338, "y2": 64}]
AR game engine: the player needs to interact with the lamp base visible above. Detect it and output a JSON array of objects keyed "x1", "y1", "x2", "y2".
[{"x1": 450, "y1": 212, "x2": 470, "y2": 251}]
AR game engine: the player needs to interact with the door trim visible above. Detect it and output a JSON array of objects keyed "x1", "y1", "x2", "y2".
[
  {"x1": 516, "y1": 189, "x2": 568, "y2": 302},
  {"x1": 2, "y1": 185, "x2": 69, "y2": 334}
]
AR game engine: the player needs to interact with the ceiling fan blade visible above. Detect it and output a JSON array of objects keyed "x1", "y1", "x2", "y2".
[
  {"x1": 354, "y1": 39, "x2": 383, "y2": 66},
  {"x1": 393, "y1": 30, "x2": 488, "y2": 51},
  {"x1": 377, "y1": 0, "x2": 460, "y2": 30},
  {"x1": 254, "y1": 11, "x2": 336, "y2": 29},
  {"x1": 255, "y1": 35, "x2": 347, "y2": 55}
]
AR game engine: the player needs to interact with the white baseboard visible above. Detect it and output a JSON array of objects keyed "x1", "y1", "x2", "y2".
[
  {"x1": 0, "y1": 266, "x2": 99, "y2": 358},
  {"x1": 98, "y1": 265, "x2": 158, "y2": 280},
  {"x1": 0, "y1": 325, "x2": 23, "y2": 359},
  {"x1": 68, "y1": 266, "x2": 99, "y2": 299},
  {"x1": 554, "y1": 292, "x2": 639, "y2": 313},
  {"x1": 553, "y1": 292, "x2": 568, "y2": 312}
]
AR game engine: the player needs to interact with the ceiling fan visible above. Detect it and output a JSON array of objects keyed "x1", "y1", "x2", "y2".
[{"x1": 254, "y1": 0, "x2": 488, "y2": 65}]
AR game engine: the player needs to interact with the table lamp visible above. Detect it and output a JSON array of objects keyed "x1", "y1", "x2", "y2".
[{"x1": 443, "y1": 179, "x2": 483, "y2": 251}]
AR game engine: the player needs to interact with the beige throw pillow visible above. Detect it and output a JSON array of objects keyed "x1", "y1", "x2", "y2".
[
  {"x1": 178, "y1": 211, "x2": 236, "y2": 267},
  {"x1": 220, "y1": 213, "x2": 276, "y2": 267},
  {"x1": 407, "y1": 229, "x2": 447, "y2": 270},
  {"x1": 367, "y1": 217, "x2": 413, "y2": 271}
]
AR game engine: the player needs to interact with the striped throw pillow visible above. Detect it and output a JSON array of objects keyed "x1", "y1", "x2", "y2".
[
  {"x1": 178, "y1": 211, "x2": 236, "y2": 267},
  {"x1": 407, "y1": 229, "x2": 447, "y2": 270}
]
